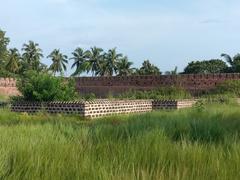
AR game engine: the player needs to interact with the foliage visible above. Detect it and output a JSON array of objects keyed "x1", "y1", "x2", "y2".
[
  {"x1": 0, "y1": 29, "x2": 10, "y2": 77},
  {"x1": 71, "y1": 48, "x2": 91, "y2": 76},
  {"x1": 117, "y1": 86, "x2": 191, "y2": 100},
  {"x1": 116, "y1": 56, "x2": 134, "y2": 76},
  {"x1": 5, "y1": 48, "x2": 21, "y2": 73},
  {"x1": 21, "y1": 41, "x2": 46, "y2": 72},
  {"x1": 136, "y1": 60, "x2": 161, "y2": 75},
  {"x1": 16, "y1": 71, "x2": 77, "y2": 102},
  {"x1": 1, "y1": 105, "x2": 240, "y2": 179},
  {"x1": 213, "y1": 80, "x2": 240, "y2": 97},
  {"x1": 48, "y1": 49, "x2": 68, "y2": 75},
  {"x1": 183, "y1": 59, "x2": 228, "y2": 74},
  {"x1": 221, "y1": 53, "x2": 240, "y2": 72}
]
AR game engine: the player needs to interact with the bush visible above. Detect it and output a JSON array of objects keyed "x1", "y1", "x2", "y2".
[
  {"x1": 214, "y1": 80, "x2": 240, "y2": 97},
  {"x1": 117, "y1": 86, "x2": 192, "y2": 100},
  {"x1": 16, "y1": 71, "x2": 78, "y2": 102}
]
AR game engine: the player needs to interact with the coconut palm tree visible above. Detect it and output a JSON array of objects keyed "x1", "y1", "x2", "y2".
[
  {"x1": 221, "y1": 53, "x2": 240, "y2": 72},
  {"x1": 88, "y1": 47, "x2": 104, "y2": 76},
  {"x1": 22, "y1": 41, "x2": 44, "y2": 71},
  {"x1": 5, "y1": 48, "x2": 21, "y2": 73},
  {"x1": 104, "y1": 48, "x2": 123, "y2": 76},
  {"x1": 136, "y1": 60, "x2": 161, "y2": 75},
  {"x1": 71, "y1": 48, "x2": 91, "y2": 76},
  {"x1": 117, "y1": 56, "x2": 134, "y2": 76},
  {"x1": 48, "y1": 49, "x2": 68, "y2": 75}
]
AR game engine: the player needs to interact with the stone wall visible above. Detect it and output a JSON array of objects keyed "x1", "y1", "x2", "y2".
[
  {"x1": 0, "y1": 78, "x2": 20, "y2": 96},
  {"x1": 76, "y1": 73, "x2": 240, "y2": 97},
  {"x1": 11, "y1": 99, "x2": 197, "y2": 118}
]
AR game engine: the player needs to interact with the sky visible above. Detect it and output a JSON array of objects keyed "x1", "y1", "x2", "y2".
[{"x1": 1, "y1": 0, "x2": 240, "y2": 75}]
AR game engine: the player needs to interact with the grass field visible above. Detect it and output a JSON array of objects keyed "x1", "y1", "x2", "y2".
[{"x1": 0, "y1": 104, "x2": 240, "y2": 179}]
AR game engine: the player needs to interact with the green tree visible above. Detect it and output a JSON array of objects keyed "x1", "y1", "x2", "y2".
[
  {"x1": 0, "y1": 29, "x2": 10, "y2": 76},
  {"x1": 183, "y1": 59, "x2": 228, "y2": 74},
  {"x1": 5, "y1": 48, "x2": 21, "y2": 73},
  {"x1": 48, "y1": 49, "x2": 68, "y2": 75},
  {"x1": 88, "y1": 47, "x2": 104, "y2": 76},
  {"x1": 221, "y1": 53, "x2": 240, "y2": 72},
  {"x1": 136, "y1": 60, "x2": 161, "y2": 75},
  {"x1": 21, "y1": 41, "x2": 45, "y2": 72},
  {"x1": 117, "y1": 56, "x2": 134, "y2": 76},
  {"x1": 104, "y1": 48, "x2": 123, "y2": 76},
  {"x1": 71, "y1": 48, "x2": 90, "y2": 76},
  {"x1": 0, "y1": 29, "x2": 9, "y2": 65}
]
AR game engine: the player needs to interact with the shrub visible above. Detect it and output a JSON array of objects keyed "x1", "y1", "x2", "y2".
[
  {"x1": 16, "y1": 71, "x2": 77, "y2": 102},
  {"x1": 214, "y1": 80, "x2": 240, "y2": 97},
  {"x1": 117, "y1": 86, "x2": 192, "y2": 100}
]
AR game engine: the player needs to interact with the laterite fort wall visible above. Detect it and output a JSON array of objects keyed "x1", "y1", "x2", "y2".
[
  {"x1": 0, "y1": 78, "x2": 20, "y2": 96},
  {"x1": 11, "y1": 99, "x2": 197, "y2": 118},
  {"x1": 76, "y1": 73, "x2": 240, "y2": 97}
]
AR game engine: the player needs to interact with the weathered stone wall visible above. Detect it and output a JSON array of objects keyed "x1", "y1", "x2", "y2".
[
  {"x1": 0, "y1": 78, "x2": 20, "y2": 96},
  {"x1": 11, "y1": 99, "x2": 197, "y2": 118},
  {"x1": 2, "y1": 73, "x2": 240, "y2": 98},
  {"x1": 76, "y1": 74, "x2": 240, "y2": 97}
]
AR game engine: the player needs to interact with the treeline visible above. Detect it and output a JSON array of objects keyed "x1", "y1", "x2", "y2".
[
  {"x1": 0, "y1": 28, "x2": 240, "y2": 77},
  {"x1": 0, "y1": 29, "x2": 160, "y2": 77}
]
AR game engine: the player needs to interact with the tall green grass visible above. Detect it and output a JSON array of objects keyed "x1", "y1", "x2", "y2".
[{"x1": 0, "y1": 105, "x2": 240, "y2": 179}]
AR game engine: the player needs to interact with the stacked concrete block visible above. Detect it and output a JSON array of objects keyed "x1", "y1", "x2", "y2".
[
  {"x1": 84, "y1": 100, "x2": 153, "y2": 118},
  {"x1": 177, "y1": 100, "x2": 197, "y2": 109},
  {"x1": 152, "y1": 100, "x2": 178, "y2": 109},
  {"x1": 11, "y1": 99, "x2": 197, "y2": 118},
  {"x1": 11, "y1": 101, "x2": 85, "y2": 116}
]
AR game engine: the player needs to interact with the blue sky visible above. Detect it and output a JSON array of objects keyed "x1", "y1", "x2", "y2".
[{"x1": 1, "y1": 0, "x2": 240, "y2": 75}]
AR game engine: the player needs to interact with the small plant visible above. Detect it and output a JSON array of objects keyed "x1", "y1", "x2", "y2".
[{"x1": 194, "y1": 99, "x2": 205, "y2": 112}]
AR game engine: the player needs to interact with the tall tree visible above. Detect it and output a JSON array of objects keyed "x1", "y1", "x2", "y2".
[
  {"x1": 183, "y1": 59, "x2": 228, "y2": 74},
  {"x1": 22, "y1": 41, "x2": 44, "y2": 71},
  {"x1": 221, "y1": 53, "x2": 240, "y2": 72},
  {"x1": 88, "y1": 47, "x2": 104, "y2": 76},
  {"x1": 0, "y1": 29, "x2": 9, "y2": 65},
  {"x1": 104, "y1": 48, "x2": 123, "y2": 76},
  {"x1": 48, "y1": 49, "x2": 68, "y2": 75},
  {"x1": 136, "y1": 60, "x2": 161, "y2": 75},
  {"x1": 5, "y1": 48, "x2": 21, "y2": 73},
  {"x1": 117, "y1": 56, "x2": 134, "y2": 76},
  {"x1": 0, "y1": 29, "x2": 10, "y2": 77},
  {"x1": 71, "y1": 48, "x2": 90, "y2": 76}
]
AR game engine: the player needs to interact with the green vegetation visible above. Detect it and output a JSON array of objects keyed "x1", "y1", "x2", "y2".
[
  {"x1": 117, "y1": 86, "x2": 191, "y2": 100},
  {"x1": 17, "y1": 71, "x2": 77, "y2": 102},
  {"x1": 183, "y1": 59, "x2": 228, "y2": 74},
  {"x1": 0, "y1": 105, "x2": 239, "y2": 179}
]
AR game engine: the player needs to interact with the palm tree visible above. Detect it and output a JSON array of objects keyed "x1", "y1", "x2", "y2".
[
  {"x1": 5, "y1": 48, "x2": 21, "y2": 73},
  {"x1": 221, "y1": 53, "x2": 240, "y2": 72},
  {"x1": 165, "y1": 66, "x2": 178, "y2": 75},
  {"x1": 117, "y1": 56, "x2": 134, "y2": 76},
  {"x1": 221, "y1": 53, "x2": 233, "y2": 66},
  {"x1": 22, "y1": 41, "x2": 44, "y2": 71},
  {"x1": 71, "y1": 48, "x2": 91, "y2": 76},
  {"x1": 88, "y1": 47, "x2": 104, "y2": 76},
  {"x1": 48, "y1": 49, "x2": 68, "y2": 75},
  {"x1": 104, "y1": 48, "x2": 123, "y2": 76},
  {"x1": 137, "y1": 60, "x2": 161, "y2": 75}
]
